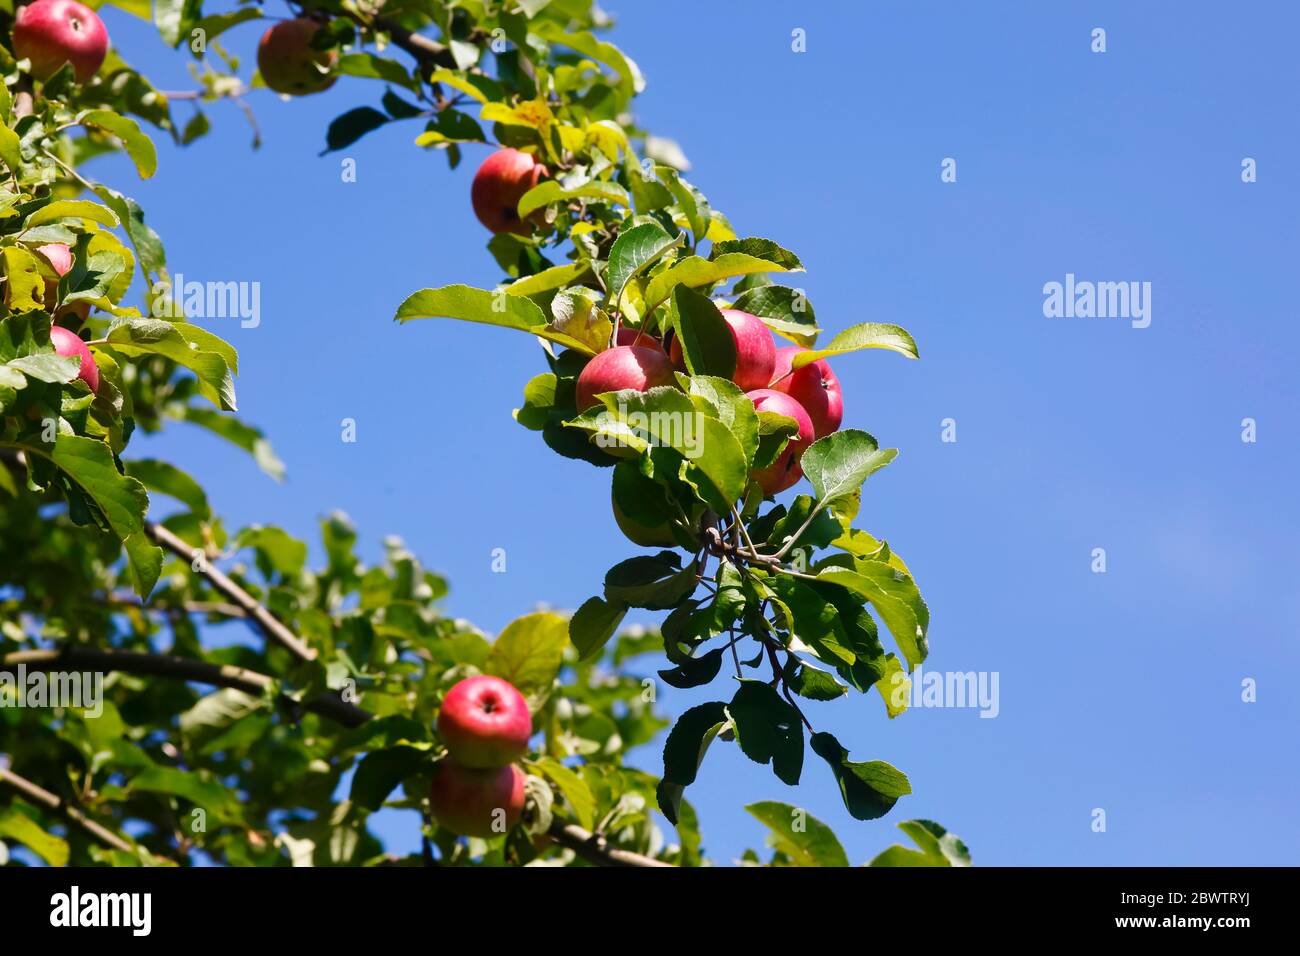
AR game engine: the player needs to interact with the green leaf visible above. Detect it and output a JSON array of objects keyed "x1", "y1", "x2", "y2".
[
  {"x1": 793, "y1": 322, "x2": 919, "y2": 365},
  {"x1": 517, "y1": 179, "x2": 631, "y2": 220},
  {"x1": 569, "y1": 596, "x2": 627, "y2": 660},
  {"x1": 191, "y1": 8, "x2": 263, "y2": 46},
  {"x1": 784, "y1": 657, "x2": 848, "y2": 701},
  {"x1": 0, "y1": 124, "x2": 22, "y2": 173},
  {"x1": 712, "y1": 238, "x2": 803, "y2": 270},
  {"x1": 670, "y1": 285, "x2": 736, "y2": 380},
  {"x1": 425, "y1": 69, "x2": 503, "y2": 105},
  {"x1": 237, "y1": 525, "x2": 308, "y2": 577},
  {"x1": 2, "y1": 246, "x2": 45, "y2": 311},
  {"x1": 659, "y1": 167, "x2": 711, "y2": 244},
  {"x1": 3, "y1": 352, "x2": 77, "y2": 384},
  {"x1": 801, "y1": 429, "x2": 897, "y2": 511},
  {"x1": 727, "y1": 680, "x2": 803, "y2": 785},
  {"x1": 153, "y1": 0, "x2": 201, "y2": 46},
  {"x1": 76, "y1": 111, "x2": 158, "y2": 178},
  {"x1": 658, "y1": 701, "x2": 728, "y2": 823},
  {"x1": 8, "y1": 435, "x2": 159, "y2": 598},
  {"x1": 124, "y1": 458, "x2": 210, "y2": 518},
  {"x1": 129, "y1": 765, "x2": 243, "y2": 824},
  {"x1": 323, "y1": 107, "x2": 389, "y2": 153},
  {"x1": 746, "y1": 801, "x2": 849, "y2": 867},
  {"x1": 604, "y1": 221, "x2": 681, "y2": 307},
  {"x1": 395, "y1": 284, "x2": 596, "y2": 354},
  {"x1": 0, "y1": 809, "x2": 70, "y2": 866},
  {"x1": 869, "y1": 819, "x2": 972, "y2": 867},
  {"x1": 874, "y1": 654, "x2": 909, "y2": 718},
  {"x1": 414, "y1": 108, "x2": 485, "y2": 146},
  {"x1": 657, "y1": 647, "x2": 723, "y2": 689},
  {"x1": 179, "y1": 687, "x2": 266, "y2": 751},
  {"x1": 604, "y1": 552, "x2": 697, "y2": 610},
  {"x1": 533, "y1": 24, "x2": 645, "y2": 102},
  {"x1": 768, "y1": 576, "x2": 856, "y2": 667},
  {"x1": 816, "y1": 564, "x2": 929, "y2": 670},
  {"x1": 486, "y1": 611, "x2": 568, "y2": 703},
  {"x1": 93, "y1": 187, "x2": 166, "y2": 281},
  {"x1": 122, "y1": 532, "x2": 163, "y2": 598},
  {"x1": 351, "y1": 746, "x2": 429, "y2": 812},
  {"x1": 335, "y1": 53, "x2": 414, "y2": 87},
  {"x1": 506, "y1": 262, "x2": 590, "y2": 297},
  {"x1": 534, "y1": 757, "x2": 596, "y2": 830},
  {"x1": 643, "y1": 250, "x2": 799, "y2": 311},
  {"x1": 513, "y1": 371, "x2": 557, "y2": 430},
  {"x1": 106, "y1": 318, "x2": 236, "y2": 411},
  {"x1": 732, "y1": 285, "x2": 820, "y2": 347},
  {"x1": 25, "y1": 199, "x2": 119, "y2": 229},
  {"x1": 810, "y1": 731, "x2": 910, "y2": 821},
  {"x1": 686, "y1": 375, "x2": 759, "y2": 464}
]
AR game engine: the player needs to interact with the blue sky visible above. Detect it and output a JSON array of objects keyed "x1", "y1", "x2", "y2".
[{"x1": 99, "y1": 1, "x2": 1299, "y2": 865}]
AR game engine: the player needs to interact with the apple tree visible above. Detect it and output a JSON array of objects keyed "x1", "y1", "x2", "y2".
[{"x1": 0, "y1": 0, "x2": 968, "y2": 868}]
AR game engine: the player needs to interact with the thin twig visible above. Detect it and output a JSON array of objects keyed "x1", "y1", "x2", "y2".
[
  {"x1": 0, "y1": 764, "x2": 134, "y2": 854},
  {"x1": 145, "y1": 521, "x2": 317, "y2": 662}
]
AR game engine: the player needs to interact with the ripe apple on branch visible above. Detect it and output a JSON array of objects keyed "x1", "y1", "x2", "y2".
[
  {"x1": 12, "y1": 0, "x2": 107, "y2": 83},
  {"x1": 428, "y1": 676, "x2": 533, "y2": 838}
]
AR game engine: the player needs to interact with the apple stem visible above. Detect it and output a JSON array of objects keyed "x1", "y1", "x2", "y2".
[{"x1": 768, "y1": 368, "x2": 797, "y2": 389}]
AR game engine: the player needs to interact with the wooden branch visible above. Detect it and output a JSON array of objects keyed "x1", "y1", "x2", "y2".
[
  {"x1": 145, "y1": 521, "x2": 317, "y2": 662},
  {"x1": 379, "y1": 21, "x2": 457, "y2": 70},
  {"x1": 0, "y1": 763, "x2": 134, "y2": 854},
  {"x1": 1, "y1": 647, "x2": 369, "y2": 728},
  {"x1": 547, "y1": 821, "x2": 673, "y2": 868}
]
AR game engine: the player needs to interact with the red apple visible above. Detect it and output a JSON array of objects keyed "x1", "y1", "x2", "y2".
[
  {"x1": 747, "y1": 389, "x2": 814, "y2": 495},
  {"x1": 36, "y1": 243, "x2": 73, "y2": 313},
  {"x1": 12, "y1": 0, "x2": 108, "y2": 83},
  {"x1": 669, "y1": 309, "x2": 775, "y2": 392},
  {"x1": 437, "y1": 675, "x2": 532, "y2": 769},
  {"x1": 614, "y1": 327, "x2": 663, "y2": 352},
  {"x1": 429, "y1": 761, "x2": 525, "y2": 838},
  {"x1": 769, "y1": 345, "x2": 843, "y2": 438},
  {"x1": 49, "y1": 325, "x2": 98, "y2": 393},
  {"x1": 35, "y1": 243, "x2": 72, "y2": 278},
  {"x1": 575, "y1": 344, "x2": 676, "y2": 411},
  {"x1": 257, "y1": 19, "x2": 337, "y2": 96},
  {"x1": 470, "y1": 148, "x2": 548, "y2": 235}
]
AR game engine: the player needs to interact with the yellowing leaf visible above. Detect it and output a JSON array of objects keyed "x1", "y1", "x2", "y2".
[
  {"x1": 2, "y1": 246, "x2": 45, "y2": 311},
  {"x1": 482, "y1": 98, "x2": 554, "y2": 132}
]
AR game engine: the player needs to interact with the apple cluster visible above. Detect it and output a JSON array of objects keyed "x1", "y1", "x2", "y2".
[
  {"x1": 429, "y1": 675, "x2": 531, "y2": 838},
  {"x1": 471, "y1": 146, "x2": 846, "y2": 523}
]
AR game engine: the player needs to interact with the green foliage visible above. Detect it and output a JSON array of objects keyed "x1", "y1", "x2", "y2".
[{"x1": 0, "y1": 0, "x2": 969, "y2": 868}]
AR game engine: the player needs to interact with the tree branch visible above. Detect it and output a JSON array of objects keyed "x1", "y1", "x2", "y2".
[
  {"x1": 546, "y1": 821, "x2": 673, "y2": 868},
  {"x1": 1, "y1": 647, "x2": 369, "y2": 728},
  {"x1": 145, "y1": 521, "x2": 318, "y2": 662},
  {"x1": 0, "y1": 763, "x2": 134, "y2": 854}
]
